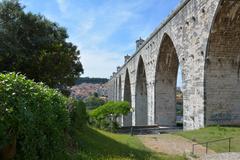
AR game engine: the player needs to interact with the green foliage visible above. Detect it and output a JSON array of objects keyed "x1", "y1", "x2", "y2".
[
  {"x1": 85, "y1": 95, "x2": 105, "y2": 110},
  {"x1": 69, "y1": 99, "x2": 88, "y2": 131},
  {"x1": 0, "y1": 73, "x2": 70, "y2": 159},
  {"x1": 90, "y1": 101, "x2": 131, "y2": 119},
  {"x1": 75, "y1": 77, "x2": 108, "y2": 85},
  {"x1": 90, "y1": 101, "x2": 131, "y2": 131},
  {"x1": 93, "y1": 92, "x2": 98, "y2": 97},
  {"x1": 66, "y1": 99, "x2": 88, "y2": 151},
  {"x1": 176, "y1": 104, "x2": 183, "y2": 116},
  {"x1": 0, "y1": 0, "x2": 83, "y2": 90}
]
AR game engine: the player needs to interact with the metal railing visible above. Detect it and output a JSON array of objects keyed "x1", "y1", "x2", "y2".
[{"x1": 192, "y1": 137, "x2": 233, "y2": 155}]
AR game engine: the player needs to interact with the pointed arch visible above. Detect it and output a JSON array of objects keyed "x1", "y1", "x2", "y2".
[
  {"x1": 204, "y1": 0, "x2": 240, "y2": 126},
  {"x1": 135, "y1": 55, "x2": 148, "y2": 126},
  {"x1": 118, "y1": 76, "x2": 122, "y2": 101},
  {"x1": 114, "y1": 78, "x2": 117, "y2": 101},
  {"x1": 123, "y1": 68, "x2": 132, "y2": 126},
  {"x1": 155, "y1": 33, "x2": 179, "y2": 126}
]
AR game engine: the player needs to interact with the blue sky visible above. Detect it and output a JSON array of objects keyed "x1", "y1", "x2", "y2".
[{"x1": 20, "y1": 0, "x2": 182, "y2": 86}]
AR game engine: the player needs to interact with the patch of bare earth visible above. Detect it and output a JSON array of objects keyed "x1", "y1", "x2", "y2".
[{"x1": 138, "y1": 134, "x2": 215, "y2": 157}]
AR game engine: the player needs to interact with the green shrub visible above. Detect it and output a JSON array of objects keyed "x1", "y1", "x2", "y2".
[
  {"x1": 67, "y1": 99, "x2": 88, "y2": 151},
  {"x1": 69, "y1": 99, "x2": 88, "y2": 133},
  {"x1": 90, "y1": 101, "x2": 131, "y2": 131},
  {"x1": 85, "y1": 95, "x2": 105, "y2": 110},
  {"x1": 0, "y1": 73, "x2": 70, "y2": 160}
]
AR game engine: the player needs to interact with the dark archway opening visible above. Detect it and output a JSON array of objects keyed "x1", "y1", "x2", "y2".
[
  {"x1": 118, "y1": 76, "x2": 122, "y2": 101},
  {"x1": 135, "y1": 56, "x2": 148, "y2": 126},
  {"x1": 155, "y1": 34, "x2": 181, "y2": 126},
  {"x1": 205, "y1": 1, "x2": 240, "y2": 126},
  {"x1": 123, "y1": 69, "x2": 132, "y2": 126},
  {"x1": 114, "y1": 79, "x2": 117, "y2": 101}
]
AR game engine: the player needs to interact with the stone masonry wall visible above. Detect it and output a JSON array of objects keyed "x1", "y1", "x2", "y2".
[{"x1": 106, "y1": 0, "x2": 240, "y2": 130}]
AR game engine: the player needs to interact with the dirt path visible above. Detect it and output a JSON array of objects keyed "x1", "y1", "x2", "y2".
[
  {"x1": 138, "y1": 134, "x2": 215, "y2": 157},
  {"x1": 202, "y1": 152, "x2": 240, "y2": 160}
]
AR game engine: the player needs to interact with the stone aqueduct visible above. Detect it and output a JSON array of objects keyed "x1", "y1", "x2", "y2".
[{"x1": 106, "y1": 0, "x2": 240, "y2": 130}]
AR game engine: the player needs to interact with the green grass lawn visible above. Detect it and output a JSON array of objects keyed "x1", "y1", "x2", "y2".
[
  {"x1": 71, "y1": 127, "x2": 185, "y2": 160},
  {"x1": 176, "y1": 126, "x2": 240, "y2": 153}
]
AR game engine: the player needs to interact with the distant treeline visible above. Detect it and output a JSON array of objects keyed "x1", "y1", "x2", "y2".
[{"x1": 75, "y1": 77, "x2": 109, "y2": 85}]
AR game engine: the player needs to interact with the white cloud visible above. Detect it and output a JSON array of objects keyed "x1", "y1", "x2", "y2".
[
  {"x1": 56, "y1": 0, "x2": 68, "y2": 13},
  {"x1": 21, "y1": 0, "x2": 182, "y2": 84},
  {"x1": 78, "y1": 17, "x2": 95, "y2": 36},
  {"x1": 66, "y1": 1, "x2": 148, "y2": 77},
  {"x1": 30, "y1": 0, "x2": 176, "y2": 78},
  {"x1": 75, "y1": 3, "x2": 137, "y2": 45},
  {"x1": 81, "y1": 48, "x2": 123, "y2": 78}
]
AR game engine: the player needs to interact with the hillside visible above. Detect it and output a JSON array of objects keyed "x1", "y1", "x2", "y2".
[
  {"x1": 75, "y1": 77, "x2": 108, "y2": 85},
  {"x1": 70, "y1": 83, "x2": 107, "y2": 100}
]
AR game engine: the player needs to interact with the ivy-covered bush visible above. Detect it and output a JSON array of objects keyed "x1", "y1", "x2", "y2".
[
  {"x1": 89, "y1": 101, "x2": 131, "y2": 131},
  {"x1": 0, "y1": 73, "x2": 70, "y2": 160}
]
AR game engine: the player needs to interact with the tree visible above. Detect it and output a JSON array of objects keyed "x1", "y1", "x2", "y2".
[
  {"x1": 93, "y1": 92, "x2": 98, "y2": 98},
  {"x1": 0, "y1": 0, "x2": 83, "y2": 91},
  {"x1": 89, "y1": 101, "x2": 131, "y2": 131},
  {"x1": 85, "y1": 95, "x2": 105, "y2": 110}
]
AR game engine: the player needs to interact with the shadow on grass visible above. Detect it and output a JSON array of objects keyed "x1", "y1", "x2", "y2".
[{"x1": 71, "y1": 127, "x2": 167, "y2": 160}]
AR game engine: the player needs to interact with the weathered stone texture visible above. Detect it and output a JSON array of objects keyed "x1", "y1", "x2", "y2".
[
  {"x1": 155, "y1": 34, "x2": 178, "y2": 126},
  {"x1": 205, "y1": 1, "x2": 240, "y2": 126},
  {"x1": 135, "y1": 56, "x2": 148, "y2": 125},
  {"x1": 106, "y1": 0, "x2": 240, "y2": 130}
]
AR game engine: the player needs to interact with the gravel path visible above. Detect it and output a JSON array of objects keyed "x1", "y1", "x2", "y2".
[
  {"x1": 138, "y1": 134, "x2": 240, "y2": 159},
  {"x1": 138, "y1": 134, "x2": 215, "y2": 156}
]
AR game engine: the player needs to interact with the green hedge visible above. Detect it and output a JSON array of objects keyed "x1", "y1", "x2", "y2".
[{"x1": 0, "y1": 73, "x2": 70, "y2": 159}]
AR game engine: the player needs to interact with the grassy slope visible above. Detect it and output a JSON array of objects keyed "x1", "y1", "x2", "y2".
[
  {"x1": 71, "y1": 127, "x2": 185, "y2": 160},
  {"x1": 176, "y1": 126, "x2": 240, "y2": 153}
]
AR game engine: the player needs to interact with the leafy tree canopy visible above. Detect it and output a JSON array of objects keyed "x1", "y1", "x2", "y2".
[
  {"x1": 90, "y1": 101, "x2": 131, "y2": 120},
  {"x1": 85, "y1": 94, "x2": 105, "y2": 110},
  {"x1": 89, "y1": 101, "x2": 131, "y2": 131},
  {"x1": 0, "y1": 0, "x2": 83, "y2": 90}
]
